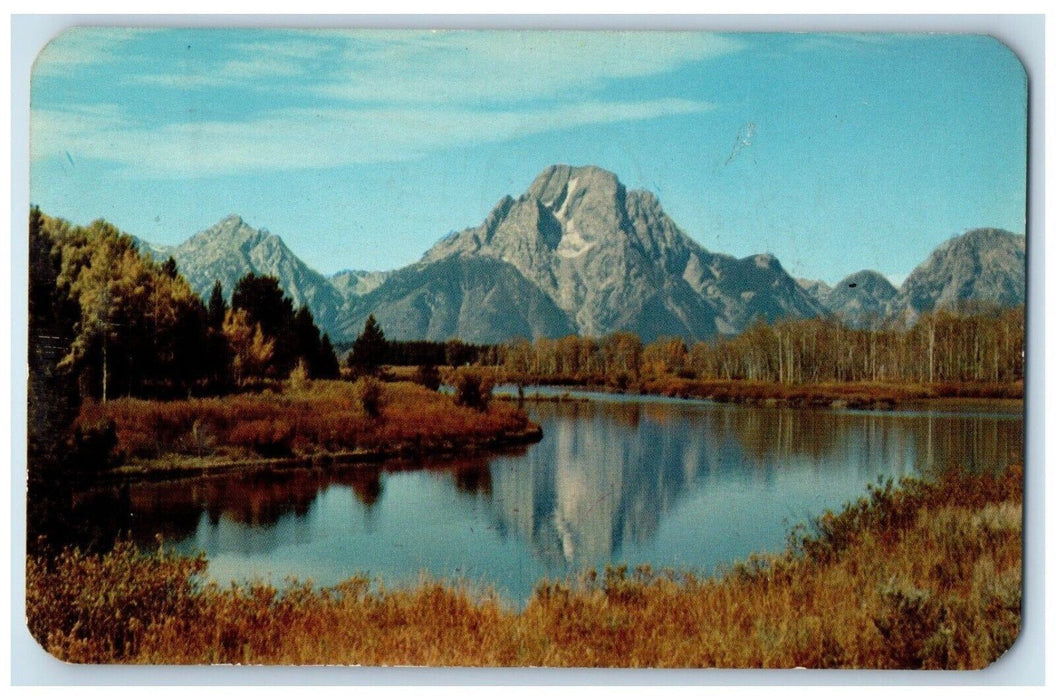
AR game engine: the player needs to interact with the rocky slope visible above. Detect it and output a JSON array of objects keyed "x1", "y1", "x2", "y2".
[
  {"x1": 338, "y1": 256, "x2": 577, "y2": 344},
  {"x1": 818, "y1": 270, "x2": 898, "y2": 328},
  {"x1": 402, "y1": 164, "x2": 824, "y2": 342},
  {"x1": 132, "y1": 177, "x2": 1025, "y2": 343},
  {"x1": 894, "y1": 228, "x2": 1026, "y2": 320},
  {"x1": 135, "y1": 215, "x2": 347, "y2": 332},
  {"x1": 330, "y1": 269, "x2": 393, "y2": 298}
]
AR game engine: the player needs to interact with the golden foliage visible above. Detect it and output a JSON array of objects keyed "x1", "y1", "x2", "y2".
[
  {"x1": 27, "y1": 466, "x2": 1021, "y2": 668},
  {"x1": 80, "y1": 380, "x2": 535, "y2": 462}
]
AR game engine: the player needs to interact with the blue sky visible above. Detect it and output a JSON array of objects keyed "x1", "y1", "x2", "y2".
[{"x1": 30, "y1": 29, "x2": 1026, "y2": 285}]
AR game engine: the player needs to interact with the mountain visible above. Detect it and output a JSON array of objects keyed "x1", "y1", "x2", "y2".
[
  {"x1": 796, "y1": 278, "x2": 833, "y2": 307},
  {"x1": 130, "y1": 181, "x2": 1025, "y2": 345},
  {"x1": 820, "y1": 270, "x2": 898, "y2": 327},
  {"x1": 337, "y1": 256, "x2": 577, "y2": 344},
  {"x1": 330, "y1": 269, "x2": 393, "y2": 298},
  {"x1": 385, "y1": 164, "x2": 825, "y2": 342},
  {"x1": 894, "y1": 228, "x2": 1026, "y2": 319},
  {"x1": 135, "y1": 215, "x2": 348, "y2": 333}
]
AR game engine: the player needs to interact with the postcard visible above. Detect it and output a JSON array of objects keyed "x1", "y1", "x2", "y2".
[{"x1": 25, "y1": 27, "x2": 1027, "y2": 669}]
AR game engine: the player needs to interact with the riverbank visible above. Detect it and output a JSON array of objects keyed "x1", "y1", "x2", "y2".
[
  {"x1": 27, "y1": 463, "x2": 1021, "y2": 668},
  {"x1": 491, "y1": 372, "x2": 1022, "y2": 410},
  {"x1": 639, "y1": 377, "x2": 1023, "y2": 409},
  {"x1": 80, "y1": 379, "x2": 541, "y2": 482}
]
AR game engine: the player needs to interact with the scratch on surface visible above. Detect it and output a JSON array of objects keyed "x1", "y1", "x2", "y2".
[{"x1": 724, "y1": 123, "x2": 756, "y2": 166}]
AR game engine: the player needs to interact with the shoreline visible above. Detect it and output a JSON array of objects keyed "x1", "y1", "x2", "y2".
[
  {"x1": 95, "y1": 378, "x2": 1021, "y2": 485},
  {"x1": 495, "y1": 376, "x2": 1023, "y2": 411},
  {"x1": 101, "y1": 423, "x2": 543, "y2": 485},
  {"x1": 30, "y1": 463, "x2": 1023, "y2": 668}
]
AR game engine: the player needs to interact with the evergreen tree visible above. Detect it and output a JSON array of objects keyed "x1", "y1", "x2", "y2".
[
  {"x1": 316, "y1": 333, "x2": 341, "y2": 379},
  {"x1": 292, "y1": 305, "x2": 323, "y2": 376},
  {"x1": 350, "y1": 315, "x2": 387, "y2": 376},
  {"x1": 207, "y1": 280, "x2": 227, "y2": 330},
  {"x1": 27, "y1": 207, "x2": 119, "y2": 551},
  {"x1": 161, "y1": 256, "x2": 179, "y2": 278},
  {"x1": 231, "y1": 273, "x2": 297, "y2": 376}
]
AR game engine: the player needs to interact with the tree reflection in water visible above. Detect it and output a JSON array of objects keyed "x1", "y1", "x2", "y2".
[{"x1": 106, "y1": 399, "x2": 1022, "y2": 593}]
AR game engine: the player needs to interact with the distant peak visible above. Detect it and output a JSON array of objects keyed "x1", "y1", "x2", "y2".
[
  {"x1": 527, "y1": 164, "x2": 622, "y2": 205},
  {"x1": 220, "y1": 213, "x2": 245, "y2": 226},
  {"x1": 954, "y1": 228, "x2": 1024, "y2": 246}
]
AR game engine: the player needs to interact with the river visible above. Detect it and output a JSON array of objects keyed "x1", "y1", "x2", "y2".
[{"x1": 121, "y1": 391, "x2": 1023, "y2": 604}]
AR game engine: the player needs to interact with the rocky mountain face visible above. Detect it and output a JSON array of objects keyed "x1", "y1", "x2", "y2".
[
  {"x1": 810, "y1": 270, "x2": 898, "y2": 328},
  {"x1": 894, "y1": 228, "x2": 1026, "y2": 320},
  {"x1": 337, "y1": 256, "x2": 577, "y2": 344},
  {"x1": 407, "y1": 164, "x2": 824, "y2": 342},
  {"x1": 796, "y1": 278, "x2": 833, "y2": 306},
  {"x1": 135, "y1": 215, "x2": 348, "y2": 332},
  {"x1": 133, "y1": 175, "x2": 1025, "y2": 344},
  {"x1": 330, "y1": 269, "x2": 393, "y2": 298},
  {"x1": 797, "y1": 228, "x2": 1024, "y2": 326}
]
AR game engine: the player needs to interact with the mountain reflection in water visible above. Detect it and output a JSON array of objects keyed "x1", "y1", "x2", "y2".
[{"x1": 116, "y1": 399, "x2": 1022, "y2": 602}]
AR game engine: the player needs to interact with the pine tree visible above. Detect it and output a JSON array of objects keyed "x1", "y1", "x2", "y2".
[
  {"x1": 161, "y1": 256, "x2": 179, "y2": 278},
  {"x1": 207, "y1": 280, "x2": 227, "y2": 330},
  {"x1": 231, "y1": 273, "x2": 297, "y2": 376},
  {"x1": 317, "y1": 333, "x2": 341, "y2": 379},
  {"x1": 292, "y1": 305, "x2": 323, "y2": 376},
  {"x1": 350, "y1": 314, "x2": 387, "y2": 376}
]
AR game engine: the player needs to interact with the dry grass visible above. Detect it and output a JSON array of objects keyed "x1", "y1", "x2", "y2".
[
  {"x1": 79, "y1": 380, "x2": 537, "y2": 466},
  {"x1": 638, "y1": 378, "x2": 1024, "y2": 407},
  {"x1": 26, "y1": 465, "x2": 1021, "y2": 668}
]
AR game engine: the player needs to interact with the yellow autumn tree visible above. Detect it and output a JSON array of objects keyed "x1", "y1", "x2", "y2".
[{"x1": 223, "y1": 308, "x2": 274, "y2": 384}]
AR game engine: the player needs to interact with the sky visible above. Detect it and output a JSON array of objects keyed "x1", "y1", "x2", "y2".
[{"x1": 29, "y1": 28, "x2": 1027, "y2": 285}]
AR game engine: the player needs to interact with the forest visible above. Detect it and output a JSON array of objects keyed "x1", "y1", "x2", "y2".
[{"x1": 492, "y1": 308, "x2": 1024, "y2": 389}]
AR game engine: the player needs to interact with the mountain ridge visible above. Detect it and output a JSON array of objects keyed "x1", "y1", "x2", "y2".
[{"x1": 130, "y1": 166, "x2": 1026, "y2": 343}]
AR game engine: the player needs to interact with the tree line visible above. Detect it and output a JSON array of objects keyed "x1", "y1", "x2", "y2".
[
  {"x1": 492, "y1": 308, "x2": 1024, "y2": 386},
  {"x1": 28, "y1": 208, "x2": 345, "y2": 549},
  {"x1": 344, "y1": 316, "x2": 497, "y2": 375},
  {"x1": 29, "y1": 208, "x2": 340, "y2": 403}
]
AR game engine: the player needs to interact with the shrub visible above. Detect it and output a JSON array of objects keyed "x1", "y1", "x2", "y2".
[
  {"x1": 26, "y1": 541, "x2": 207, "y2": 663},
  {"x1": 228, "y1": 419, "x2": 294, "y2": 457},
  {"x1": 352, "y1": 376, "x2": 384, "y2": 418},
  {"x1": 452, "y1": 371, "x2": 493, "y2": 411},
  {"x1": 287, "y1": 360, "x2": 310, "y2": 392},
  {"x1": 71, "y1": 419, "x2": 119, "y2": 480},
  {"x1": 412, "y1": 363, "x2": 442, "y2": 391}
]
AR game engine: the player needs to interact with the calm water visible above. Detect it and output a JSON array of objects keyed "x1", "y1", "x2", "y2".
[{"x1": 123, "y1": 393, "x2": 1023, "y2": 604}]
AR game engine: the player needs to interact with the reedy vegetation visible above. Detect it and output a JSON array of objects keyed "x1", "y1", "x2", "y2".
[
  {"x1": 26, "y1": 465, "x2": 1021, "y2": 668},
  {"x1": 81, "y1": 380, "x2": 533, "y2": 464}
]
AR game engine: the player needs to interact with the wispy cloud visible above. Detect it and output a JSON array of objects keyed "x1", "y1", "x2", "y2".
[
  {"x1": 31, "y1": 29, "x2": 737, "y2": 177},
  {"x1": 318, "y1": 31, "x2": 743, "y2": 104},
  {"x1": 33, "y1": 27, "x2": 158, "y2": 76},
  {"x1": 32, "y1": 99, "x2": 715, "y2": 178},
  {"x1": 788, "y1": 33, "x2": 927, "y2": 54}
]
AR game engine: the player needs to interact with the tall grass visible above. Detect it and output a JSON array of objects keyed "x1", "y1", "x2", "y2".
[
  {"x1": 637, "y1": 377, "x2": 1023, "y2": 406},
  {"x1": 26, "y1": 465, "x2": 1021, "y2": 668},
  {"x1": 80, "y1": 380, "x2": 537, "y2": 465}
]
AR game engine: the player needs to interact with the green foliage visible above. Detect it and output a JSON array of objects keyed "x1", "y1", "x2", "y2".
[
  {"x1": 224, "y1": 275, "x2": 336, "y2": 383},
  {"x1": 316, "y1": 334, "x2": 341, "y2": 380},
  {"x1": 206, "y1": 280, "x2": 227, "y2": 330},
  {"x1": 350, "y1": 315, "x2": 387, "y2": 376},
  {"x1": 231, "y1": 273, "x2": 297, "y2": 377},
  {"x1": 41, "y1": 213, "x2": 215, "y2": 398}
]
